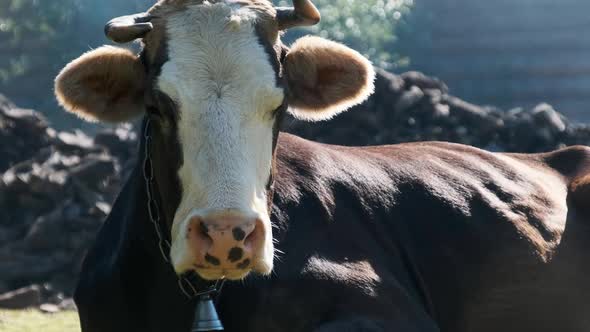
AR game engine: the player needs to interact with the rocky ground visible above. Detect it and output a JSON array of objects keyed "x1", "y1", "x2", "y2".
[
  {"x1": 0, "y1": 97, "x2": 137, "y2": 309},
  {"x1": 0, "y1": 70, "x2": 589, "y2": 310},
  {"x1": 289, "y1": 70, "x2": 590, "y2": 151}
]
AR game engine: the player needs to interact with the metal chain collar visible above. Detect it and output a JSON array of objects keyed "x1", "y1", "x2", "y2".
[{"x1": 142, "y1": 118, "x2": 225, "y2": 299}]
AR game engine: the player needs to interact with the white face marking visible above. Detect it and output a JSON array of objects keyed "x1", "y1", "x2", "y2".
[{"x1": 157, "y1": 2, "x2": 284, "y2": 275}]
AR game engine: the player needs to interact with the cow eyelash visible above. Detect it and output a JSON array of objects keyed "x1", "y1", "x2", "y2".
[{"x1": 146, "y1": 106, "x2": 164, "y2": 119}]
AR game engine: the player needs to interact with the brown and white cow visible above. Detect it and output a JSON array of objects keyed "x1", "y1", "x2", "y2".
[
  {"x1": 56, "y1": 0, "x2": 373, "y2": 281},
  {"x1": 55, "y1": 1, "x2": 590, "y2": 331}
]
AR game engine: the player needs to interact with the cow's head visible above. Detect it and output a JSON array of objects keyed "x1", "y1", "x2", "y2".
[{"x1": 55, "y1": 0, "x2": 374, "y2": 281}]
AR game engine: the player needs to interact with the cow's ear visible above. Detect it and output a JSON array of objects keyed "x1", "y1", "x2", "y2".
[
  {"x1": 283, "y1": 36, "x2": 375, "y2": 121},
  {"x1": 55, "y1": 46, "x2": 146, "y2": 123}
]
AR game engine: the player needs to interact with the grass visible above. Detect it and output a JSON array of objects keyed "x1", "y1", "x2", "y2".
[{"x1": 0, "y1": 310, "x2": 80, "y2": 332}]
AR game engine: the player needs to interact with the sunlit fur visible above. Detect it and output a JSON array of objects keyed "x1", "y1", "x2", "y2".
[
  {"x1": 159, "y1": 2, "x2": 284, "y2": 279},
  {"x1": 284, "y1": 36, "x2": 375, "y2": 121},
  {"x1": 54, "y1": 46, "x2": 146, "y2": 123}
]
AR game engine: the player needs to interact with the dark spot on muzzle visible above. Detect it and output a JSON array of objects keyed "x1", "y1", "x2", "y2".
[
  {"x1": 199, "y1": 222, "x2": 210, "y2": 235},
  {"x1": 232, "y1": 227, "x2": 246, "y2": 241},
  {"x1": 237, "y1": 259, "x2": 251, "y2": 270},
  {"x1": 228, "y1": 247, "x2": 244, "y2": 262},
  {"x1": 205, "y1": 254, "x2": 221, "y2": 266}
]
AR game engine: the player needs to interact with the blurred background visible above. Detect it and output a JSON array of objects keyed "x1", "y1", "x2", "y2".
[
  {"x1": 0, "y1": 0, "x2": 589, "y2": 329},
  {"x1": 1, "y1": 0, "x2": 589, "y2": 130}
]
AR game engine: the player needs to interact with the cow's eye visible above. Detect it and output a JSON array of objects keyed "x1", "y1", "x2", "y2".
[
  {"x1": 146, "y1": 106, "x2": 165, "y2": 121},
  {"x1": 146, "y1": 105, "x2": 159, "y2": 115},
  {"x1": 271, "y1": 103, "x2": 286, "y2": 118}
]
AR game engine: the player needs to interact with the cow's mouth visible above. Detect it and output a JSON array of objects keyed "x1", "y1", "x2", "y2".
[
  {"x1": 190, "y1": 255, "x2": 272, "y2": 280},
  {"x1": 193, "y1": 268, "x2": 251, "y2": 281}
]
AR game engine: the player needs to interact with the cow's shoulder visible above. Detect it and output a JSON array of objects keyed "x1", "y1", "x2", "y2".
[
  {"x1": 506, "y1": 145, "x2": 590, "y2": 215},
  {"x1": 540, "y1": 145, "x2": 590, "y2": 215},
  {"x1": 274, "y1": 134, "x2": 571, "y2": 208},
  {"x1": 505, "y1": 145, "x2": 590, "y2": 177},
  {"x1": 275, "y1": 135, "x2": 569, "y2": 255}
]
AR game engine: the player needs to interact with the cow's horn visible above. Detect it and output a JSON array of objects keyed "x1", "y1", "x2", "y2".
[
  {"x1": 276, "y1": 0, "x2": 321, "y2": 30},
  {"x1": 105, "y1": 13, "x2": 153, "y2": 43}
]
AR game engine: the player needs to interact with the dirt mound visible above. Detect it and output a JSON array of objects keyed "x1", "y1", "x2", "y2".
[
  {"x1": 289, "y1": 70, "x2": 590, "y2": 152},
  {"x1": 0, "y1": 104, "x2": 136, "y2": 300}
]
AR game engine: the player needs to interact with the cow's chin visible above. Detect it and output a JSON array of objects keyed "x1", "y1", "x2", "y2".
[
  {"x1": 174, "y1": 255, "x2": 274, "y2": 281},
  {"x1": 192, "y1": 258, "x2": 273, "y2": 281},
  {"x1": 196, "y1": 268, "x2": 251, "y2": 281}
]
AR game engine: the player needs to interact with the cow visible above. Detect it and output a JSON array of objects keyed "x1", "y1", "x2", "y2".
[{"x1": 54, "y1": 0, "x2": 590, "y2": 331}]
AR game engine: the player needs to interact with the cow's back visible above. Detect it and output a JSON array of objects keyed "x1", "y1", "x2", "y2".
[{"x1": 271, "y1": 133, "x2": 590, "y2": 332}]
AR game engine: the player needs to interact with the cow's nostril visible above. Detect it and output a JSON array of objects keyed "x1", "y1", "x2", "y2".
[
  {"x1": 205, "y1": 253, "x2": 221, "y2": 266},
  {"x1": 199, "y1": 221, "x2": 210, "y2": 236},
  {"x1": 188, "y1": 217, "x2": 214, "y2": 252},
  {"x1": 232, "y1": 227, "x2": 246, "y2": 241},
  {"x1": 243, "y1": 218, "x2": 264, "y2": 250}
]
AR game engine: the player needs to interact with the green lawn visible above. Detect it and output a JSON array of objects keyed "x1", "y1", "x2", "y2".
[{"x1": 0, "y1": 310, "x2": 80, "y2": 332}]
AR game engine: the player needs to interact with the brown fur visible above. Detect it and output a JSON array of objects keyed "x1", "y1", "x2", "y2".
[
  {"x1": 541, "y1": 145, "x2": 590, "y2": 215},
  {"x1": 54, "y1": 46, "x2": 146, "y2": 123},
  {"x1": 571, "y1": 174, "x2": 590, "y2": 215},
  {"x1": 284, "y1": 36, "x2": 375, "y2": 121}
]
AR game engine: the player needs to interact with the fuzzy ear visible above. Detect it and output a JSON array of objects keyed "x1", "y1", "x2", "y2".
[
  {"x1": 283, "y1": 36, "x2": 375, "y2": 121},
  {"x1": 55, "y1": 46, "x2": 146, "y2": 123}
]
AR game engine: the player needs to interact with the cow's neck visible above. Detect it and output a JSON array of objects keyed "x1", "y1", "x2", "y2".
[
  {"x1": 105, "y1": 119, "x2": 286, "y2": 330},
  {"x1": 115, "y1": 124, "x2": 207, "y2": 330}
]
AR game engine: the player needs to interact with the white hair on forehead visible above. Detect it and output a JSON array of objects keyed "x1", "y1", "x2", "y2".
[{"x1": 161, "y1": 0, "x2": 281, "y2": 276}]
